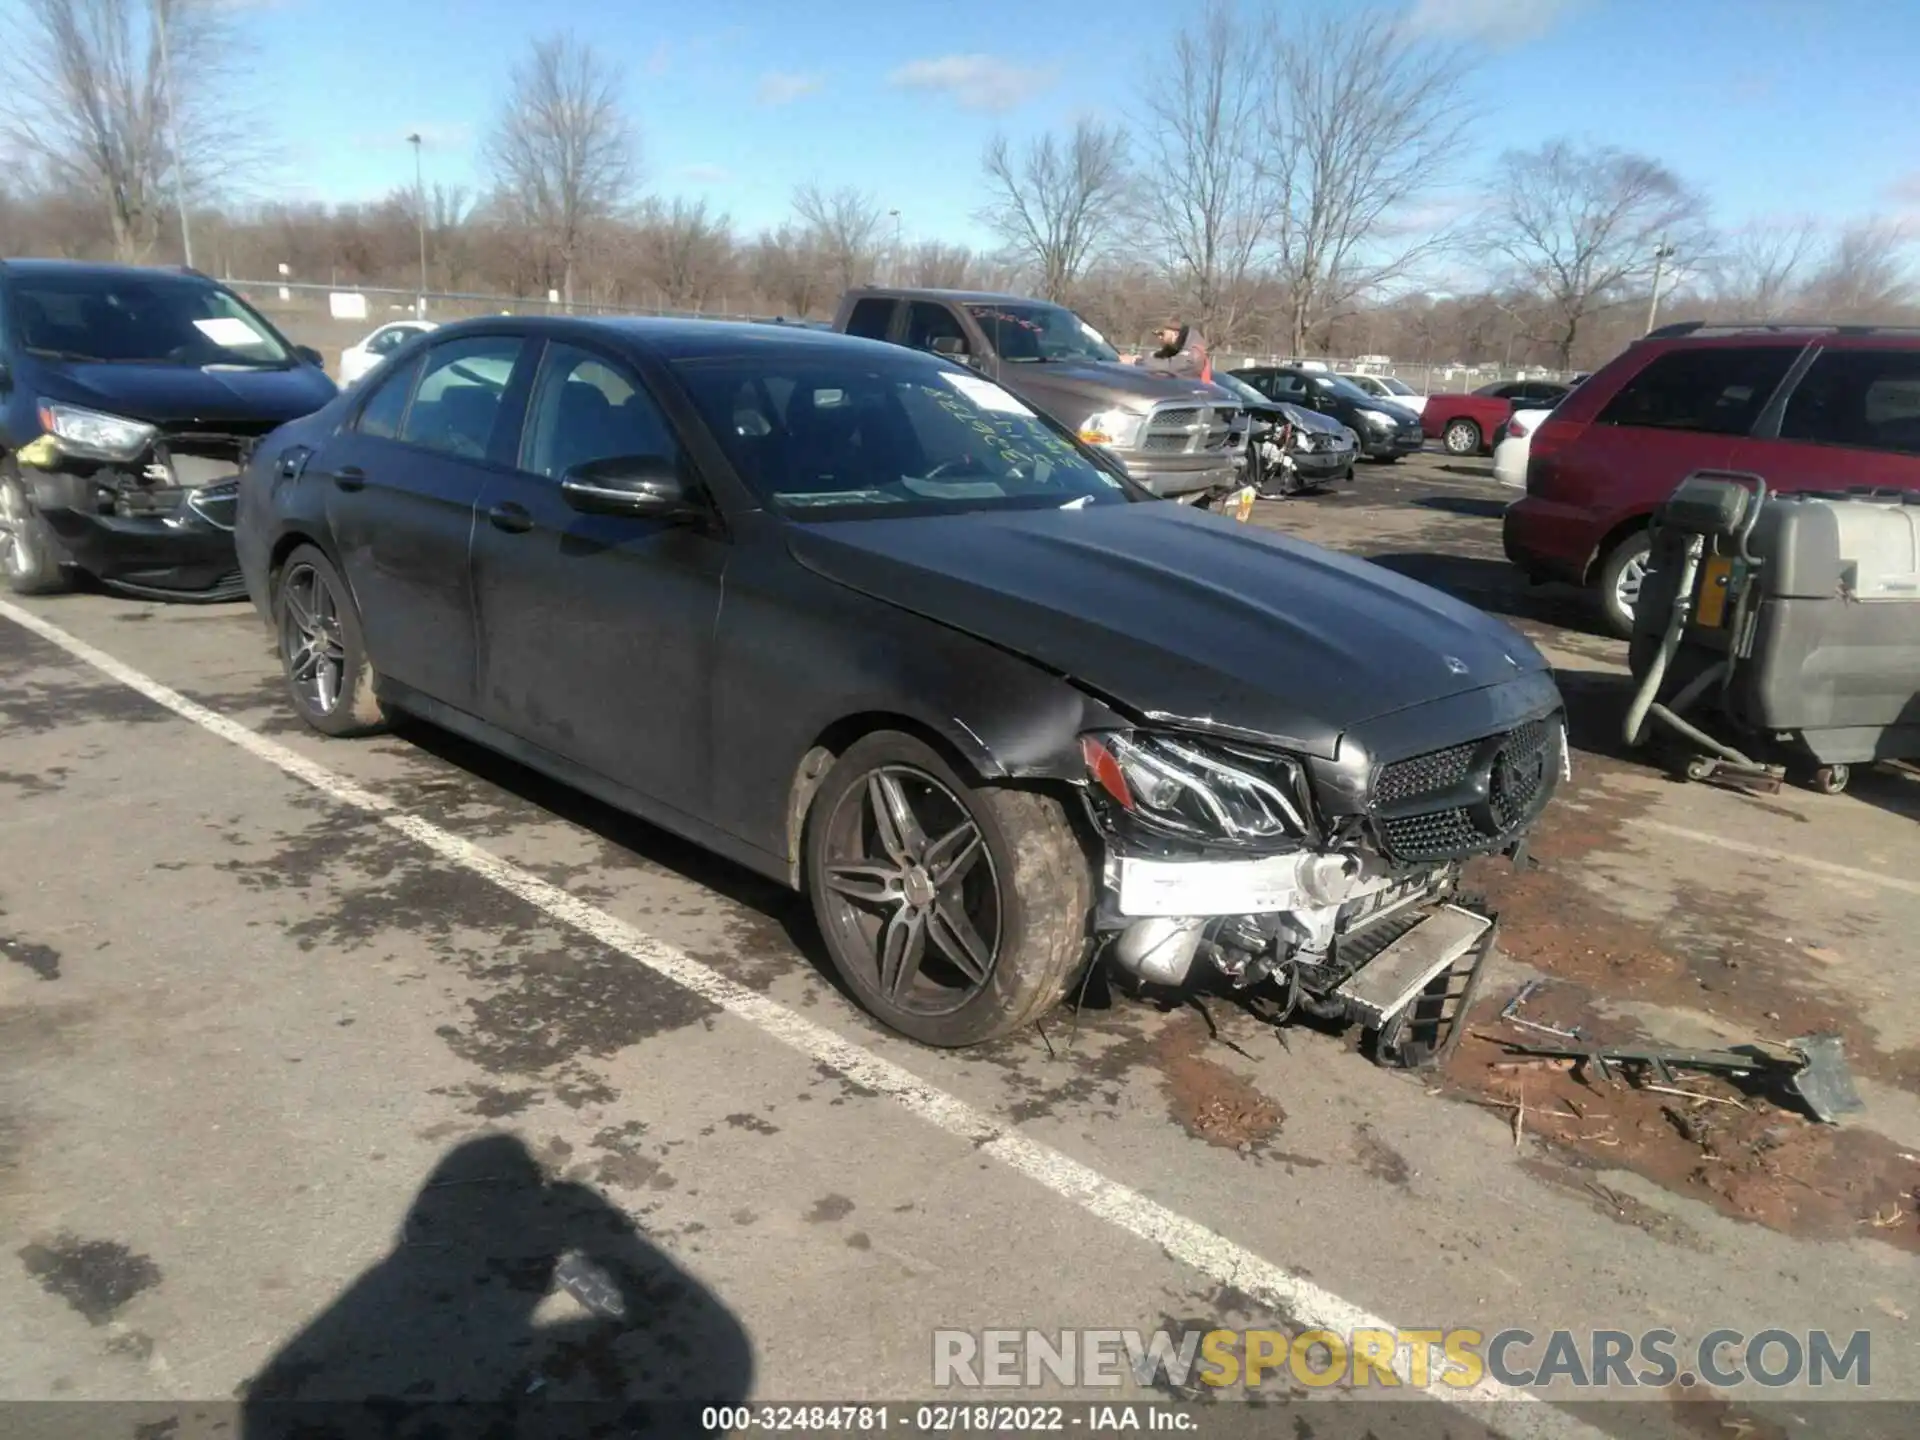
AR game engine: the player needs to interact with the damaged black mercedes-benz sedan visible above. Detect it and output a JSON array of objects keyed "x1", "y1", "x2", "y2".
[
  {"x1": 0, "y1": 260, "x2": 336, "y2": 600},
  {"x1": 238, "y1": 317, "x2": 1564, "y2": 1058}
]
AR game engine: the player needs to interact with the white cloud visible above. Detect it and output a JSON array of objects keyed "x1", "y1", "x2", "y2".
[
  {"x1": 678, "y1": 163, "x2": 732, "y2": 184},
  {"x1": 886, "y1": 53, "x2": 1057, "y2": 113},
  {"x1": 757, "y1": 71, "x2": 825, "y2": 105},
  {"x1": 1403, "y1": 0, "x2": 1580, "y2": 48}
]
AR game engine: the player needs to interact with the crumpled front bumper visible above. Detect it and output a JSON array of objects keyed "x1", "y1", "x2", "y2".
[{"x1": 19, "y1": 464, "x2": 246, "y2": 601}]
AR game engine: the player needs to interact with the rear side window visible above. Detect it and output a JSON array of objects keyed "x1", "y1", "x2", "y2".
[
  {"x1": 843, "y1": 298, "x2": 896, "y2": 341},
  {"x1": 401, "y1": 336, "x2": 523, "y2": 460},
  {"x1": 1595, "y1": 346, "x2": 1798, "y2": 436},
  {"x1": 904, "y1": 302, "x2": 968, "y2": 355},
  {"x1": 1779, "y1": 349, "x2": 1920, "y2": 457},
  {"x1": 355, "y1": 353, "x2": 421, "y2": 439}
]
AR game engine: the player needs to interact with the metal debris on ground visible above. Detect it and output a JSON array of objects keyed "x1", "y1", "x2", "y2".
[
  {"x1": 1497, "y1": 977, "x2": 1583, "y2": 1040},
  {"x1": 1499, "y1": 1031, "x2": 1864, "y2": 1124}
]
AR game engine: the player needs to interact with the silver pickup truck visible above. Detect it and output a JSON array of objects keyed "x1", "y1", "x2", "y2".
[{"x1": 831, "y1": 287, "x2": 1245, "y2": 500}]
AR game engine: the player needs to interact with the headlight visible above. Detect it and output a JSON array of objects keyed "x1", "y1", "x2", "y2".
[
  {"x1": 37, "y1": 401, "x2": 157, "y2": 462},
  {"x1": 1077, "y1": 408, "x2": 1145, "y2": 448},
  {"x1": 1358, "y1": 409, "x2": 1396, "y2": 432},
  {"x1": 1081, "y1": 731, "x2": 1312, "y2": 847}
]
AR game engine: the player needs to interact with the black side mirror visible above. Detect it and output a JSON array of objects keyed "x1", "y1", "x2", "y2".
[
  {"x1": 930, "y1": 335, "x2": 967, "y2": 358},
  {"x1": 295, "y1": 345, "x2": 325, "y2": 369},
  {"x1": 559, "y1": 455, "x2": 699, "y2": 520}
]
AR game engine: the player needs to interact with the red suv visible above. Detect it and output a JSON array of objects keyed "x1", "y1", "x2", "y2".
[{"x1": 1503, "y1": 322, "x2": 1920, "y2": 634}]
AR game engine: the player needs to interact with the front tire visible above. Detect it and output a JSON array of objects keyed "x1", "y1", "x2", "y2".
[
  {"x1": 272, "y1": 544, "x2": 386, "y2": 736},
  {"x1": 1442, "y1": 419, "x2": 1482, "y2": 456},
  {"x1": 804, "y1": 731, "x2": 1092, "y2": 1047},
  {"x1": 1596, "y1": 530, "x2": 1652, "y2": 639},
  {"x1": 0, "y1": 466, "x2": 71, "y2": 595}
]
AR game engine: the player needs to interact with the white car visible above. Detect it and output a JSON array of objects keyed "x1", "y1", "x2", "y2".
[
  {"x1": 339, "y1": 320, "x2": 437, "y2": 386},
  {"x1": 1340, "y1": 372, "x2": 1425, "y2": 415},
  {"x1": 1492, "y1": 407, "x2": 1553, "y2": 488}
]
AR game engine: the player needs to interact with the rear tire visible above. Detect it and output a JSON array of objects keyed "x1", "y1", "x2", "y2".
[
  {"x1": 0, "y1": 466, "x2": 71, "y2": 595},
  {"x1": 804, "y1": 731, "x2": 1092, "y2": 1047},
  {"x1": 271, "y1": 544, "x2": 386, "y2": 736},
  {"x1": 1442, "y1": 419, "x2": 1482, "y2": 456},
  {"x1": 1596, "y1": 530, "x2": 1652, "y2": 639}
]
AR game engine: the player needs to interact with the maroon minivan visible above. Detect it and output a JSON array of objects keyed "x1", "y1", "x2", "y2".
[{"x1": 1503, "y1": 322, "x2": 1920, "y2": 635}]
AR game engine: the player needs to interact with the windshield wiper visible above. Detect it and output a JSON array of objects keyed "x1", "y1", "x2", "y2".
[{"x1": 24, "y1": 347, "x2": 110, "y2": 362}]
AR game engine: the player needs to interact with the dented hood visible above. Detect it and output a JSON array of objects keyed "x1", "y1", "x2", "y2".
[
  {"x1": 786, "y1": 503, "x2": 1548, "y2": 759},
  {"x1": 41, "y1": 360, "x2": 337, "y2": 428}
]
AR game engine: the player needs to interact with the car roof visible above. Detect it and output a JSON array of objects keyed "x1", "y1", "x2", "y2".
[
  {"x1": 0, "y1": 258, "x2": 209, "y2": 282},
  {"x1": 845, "y1": 287, "x2": 1057, "y2": 306},
  {"x1": 417, "y1": 314, "x2": 932, "y2": 364},
  {"x1": 1644, "y1": 320, "x2": 1920, "y2": 343}
]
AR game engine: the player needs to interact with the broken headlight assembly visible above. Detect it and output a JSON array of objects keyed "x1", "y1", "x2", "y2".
[
  {"x1": 36, "y1": 400, "x2": 158, "y2": 463},
  {"x1": 1079, "y1": 731, "x2": 1317, "y2": 850}
]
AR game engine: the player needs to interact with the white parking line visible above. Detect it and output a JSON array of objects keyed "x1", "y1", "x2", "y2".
[{"x1": 0, "y1": 598, "x2": 1602, "y2": 1436}]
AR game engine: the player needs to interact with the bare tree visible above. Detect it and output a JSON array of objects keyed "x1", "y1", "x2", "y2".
[
  {"x1": 750, "y1": 224, "x2": 831, "y2": 318},
  {"x1": 1483, "y1": 140, "x2": 1707, "y2": 368},
  {"x1": 977, "y1": 120, "x2": 1132, "y2": 302},
  {"x1": 633, "y1": 197, "x2": 736, "y2": 311},
  {"x1": 1138, "y1": 1, "x2": 1275, "y2": 343},
  {"x1": 1799, "y1": 220, "x2": 1916, "y2": 320},
  {"x1": 1262, "y1": 9, "x2": 1475, "y2": 355},
  {"x1": 1709, "y1": 219, "x2": 1821, "y2": 317},
  {"x1": 904, "y1": 240, "x2": 978, "y2": 289},
  {"x1": 0, "y1": 0, "x2": 254, "y2": 261},
  {"x1": 483, "y1": 32, "x2": 639, "y2": 309},
  {"x1": 791, "y1": 183, "x2": 884, "y2": 294}
]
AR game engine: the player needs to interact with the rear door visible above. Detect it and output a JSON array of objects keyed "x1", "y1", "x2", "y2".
[
  {"x1": 469, "y1": 338, "x2": 726, "y2": 819},
  {"x1": 1550, "y1": 344, "x2": 1803, "y2": 548},
  {"x1": 1753, "y1": 343, "x2": 1920, "y2": 494},
  {"x1": 316, "y1": 332, "x2": 529, "y2": 710}
]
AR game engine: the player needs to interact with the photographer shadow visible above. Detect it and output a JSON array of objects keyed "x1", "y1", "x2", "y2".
[{"x1": 240, "y1": 1133, "x2": 753, "y2": 1438}]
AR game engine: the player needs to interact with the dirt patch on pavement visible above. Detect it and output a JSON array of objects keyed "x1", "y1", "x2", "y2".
[
  {"x1": 1445, "y1": 1027, "x2": 1920, "y2": 1254},
  {"x1": 1149, "y1": 1015, "x2": 1290, "y2": 1155},
  {"x1": 18, "y1": 1234, "x2": 162, "y2": 1325}
]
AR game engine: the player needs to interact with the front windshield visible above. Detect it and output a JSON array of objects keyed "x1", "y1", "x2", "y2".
[
  {"x1": 962, "y1": 302, "x2": 1120, "y2": 364},
  {"x1": 674, "y1": 351, "x2": 1134, "y2": 518},
  {"x1": 1378, "y1": 376, "x2": 1415, "y2": 395},
  {"x1": 1311, "y1": 374, "x2": 1381, "y2": 405},
  {"x1": 11, "y1": 272, "x2": 292, "y2": 367},
  {"x1": 1211, "y1": 372, "x2": 1270, "y2": 408}
]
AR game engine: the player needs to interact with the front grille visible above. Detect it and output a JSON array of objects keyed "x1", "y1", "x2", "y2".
[
  {"x1": 1376, "y1": 741, "x2": 1476, "y2": 808},
  {"x1": 1140, "y1": 400, "x2": 1242, "y2": 457},
  {"x1": 1372, "y1": 714, "x2": 1562, "y2": 864},
  {"x1": 1378, "y1": 808, "x2": 1481, "y2": 863}
]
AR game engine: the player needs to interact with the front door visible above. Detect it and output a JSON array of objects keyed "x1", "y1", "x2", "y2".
[
  {"x1": 317, "y1": 333, "x2": 528, "y2": 711},
  {"x1": 470, "y1": 340, "x2": 727, "y2": 821}
]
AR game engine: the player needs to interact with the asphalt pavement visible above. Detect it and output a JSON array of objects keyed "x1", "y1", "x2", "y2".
[{"x1": 1, "y1": 452, "x2": 1915, "y2": 1437}]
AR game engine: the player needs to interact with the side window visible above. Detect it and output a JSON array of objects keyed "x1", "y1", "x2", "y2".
[
  {"x1": 904, "y1": 302, "x2": 968, "y2": 355},
  {"x1": 1268, "y1": 373, "x2": 1306, "y2": 399},
  {"x1": 843, "y1": 298, "x2": 897, "y2": 342},
  {"x1": 365, "y1": 327, "x2": 400, "y2": 356},
  {"x1": 1595, "y1": 347, "x2": 1799, "y2": 437},
  {"x1": 1780, "y1": 350, "x2": 1920, "y2": 456},
  {"x1": 400, "y1": 336, "x2": 522, "y2": 460},
  {"x1": 522, "y1": 342, "x2": 679, "y2": 479},
  {"x1": 354, "y1": 353, "x2": 422, "y2": 439}
]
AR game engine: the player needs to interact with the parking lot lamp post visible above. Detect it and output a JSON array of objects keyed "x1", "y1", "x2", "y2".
[
  {"x1": 1645, "y1": 238, "x2": 1676, "y2": 334},
  {"x1": 155, "y1": 0, "x2": 193, "y2": 268},
  {"x1": 408, "y1": 133, "x2": 428, "y2": 318}
]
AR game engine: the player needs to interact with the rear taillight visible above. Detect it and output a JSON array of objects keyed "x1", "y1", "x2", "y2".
[{"x1": 1508, "y1": 418, "x2": 1530, "y2": 440}]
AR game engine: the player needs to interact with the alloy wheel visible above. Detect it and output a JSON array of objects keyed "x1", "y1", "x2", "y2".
[
  {"x1": 1444, "y1": 421, "x2": 1479, "y2": 455},
  {"x1": 0, "y1": 479, "x2": 33, "y2": 579},
  {"x1": 279, "y1": 561, "x2": 348, "y2": 716},
  {"x1": 817, "y1": 765, "x2": 1003, "y2": 1016},
  {"x1": 1614, "y1": 550, "x2": 1648, "y2": 620}
]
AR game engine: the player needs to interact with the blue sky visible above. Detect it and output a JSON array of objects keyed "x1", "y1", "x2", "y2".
[{"x1": 247, "y1": 0, "x2": 1920, "y2": 255}]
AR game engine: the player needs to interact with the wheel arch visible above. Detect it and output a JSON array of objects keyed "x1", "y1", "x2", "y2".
[{"x1": 1582, "y1": 510, "x2": 1652, "y2": 586}]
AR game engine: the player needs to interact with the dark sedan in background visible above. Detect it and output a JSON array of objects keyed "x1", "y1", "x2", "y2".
[
  {"x1": 1229, "y1": 365, "x2": 1425, "y2": 461},
  {"x1": 237, "y1": 319, "x2": 1563, "y2": 1056},
  {"x1": 0, "y1": 259, "x2": 336, "y2": 600}
]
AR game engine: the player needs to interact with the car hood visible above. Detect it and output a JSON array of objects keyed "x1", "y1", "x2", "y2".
[
  {"x1": 786, "y1": 504, "x2": 1548, "y2": 759},
  {"x1": 38, "y1": 361, "x2": 338, "y2": 428},
  {"x1": 1001, "y1": 359, "x2": 1229, "y2": 409},
  {"x1": 1357, "y1": 398, "x2": 1423, "y2": 427},
  {"x1": 1277, "y1": 403, "x2": 1345, "y2": 433}
]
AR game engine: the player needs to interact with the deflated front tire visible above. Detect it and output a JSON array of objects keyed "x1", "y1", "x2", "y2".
[{"x1": 804, "y1": 731, "x2": 1093, "y2": 1047}]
